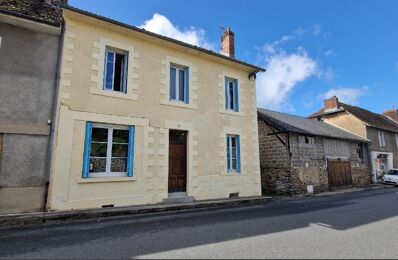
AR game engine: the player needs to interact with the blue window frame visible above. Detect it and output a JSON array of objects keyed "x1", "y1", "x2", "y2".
[
  {"x1": 225, "y1": 77, "x2": 239, "y2": 112},
  {"x1": 226, "y1": 135, "x2": 241, "y2": 173},
  {"x1": 103, "y1": 47, "x2": 128, "y2": 93},
  {"x1": 82, "y1": 123, "x2": 135, "y2": 178},
  {"x1": 170, "y1": 64, "x2": 189, "y2": 103}
]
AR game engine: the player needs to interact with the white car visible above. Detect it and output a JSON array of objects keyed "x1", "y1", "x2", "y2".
[{"x1": 382, "y1": 169, "x2": 398, "y2": 186}]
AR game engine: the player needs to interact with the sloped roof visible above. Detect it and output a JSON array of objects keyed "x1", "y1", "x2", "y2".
[
  {"x1": 62, "y1": 4, "x2": 265, "y2": 73},
  {"x1": 309, "y1": 103, "x2": 398, "y2": 133},
  {"x1": 0, "y1": 0, "x2": 62, "y2": 26},
  {"x1": 258, "y1": 108, "x2": 369, "y2": 143}
]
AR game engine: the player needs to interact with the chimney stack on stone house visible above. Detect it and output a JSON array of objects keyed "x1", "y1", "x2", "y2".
[
  {"x1": 383, "y1": 107, "x2": 398, "y2": 123},
  {"x1": 324, "y1": 96, "x2": 340, "y2": 112},
  {"x1": 221, "y1": 28, "x2": 235, "y2": 58}
]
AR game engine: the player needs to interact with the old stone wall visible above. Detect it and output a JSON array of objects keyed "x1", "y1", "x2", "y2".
[
  {"x1": 259, "y1": 130, "x2": 371, "y2": 194},
  {"x1": 261, "y1": 165, "x2": 329, "y2": 195},
  {"x1": 351, "y1": 164, "x2": 372, "y2": 187},
  {"x1": 258, "y1": 120, "x2": 289, "y2": 168}
]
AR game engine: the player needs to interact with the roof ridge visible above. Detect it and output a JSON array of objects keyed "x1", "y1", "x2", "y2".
[
  {"x1": 62, "y1": 4, "x2": 265, "y2": 73},
  {"x1": 257, "y1": 107, "x2": 369, "y2": 142}
]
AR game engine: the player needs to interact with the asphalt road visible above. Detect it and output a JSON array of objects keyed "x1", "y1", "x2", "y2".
[{"x1": 1, "y1": 188, "x2": 398, "y2": 259}]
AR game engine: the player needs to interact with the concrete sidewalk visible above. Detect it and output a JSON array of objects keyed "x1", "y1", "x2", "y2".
[
  {"x1": 272, "y1": 183, "x2": 394, "y2": 201},
  {"x1": 1, "y1": 184, "x2": 392, "y2": 228},
  {"x1": 0, "y1": 196, "x2": 271, "y2": 228}
]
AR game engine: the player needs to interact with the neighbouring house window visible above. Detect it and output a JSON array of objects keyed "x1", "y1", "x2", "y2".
[
  {"x1": 299, "y1": 135, "x2": 314, "y2": 145},
  {"x1": 225, "y1": 77, "x2": 239, "y2": 112},
  {"x1": 357, "y1": 144, "x2": 364, "y2": 163},
  {"x1": 396, "y1": 134, "x2": 398, "y2": 148},
  {"x1": 226, "y1": 135, "x2": 241, "y2": 173},
  {"x1": 82, "y1": 123, "x2": 135, "y2": 178},
  {"x1": 170, "y1": 64, "x2": 189, "y2": 103},
  {"x1": 378, "y1": 130, "x2": 386, "y2": 147},
  {"x1": 103, "y1": 47, "x2": 128, "y2": 93}
]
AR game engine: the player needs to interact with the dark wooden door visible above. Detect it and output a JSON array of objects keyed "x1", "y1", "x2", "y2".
[
  {"x1": 328, "y1": 159, "x2": 353, "y2": 189},
  {"x1": 168, "y1": 130, "x2": 187, "y2": 192}
]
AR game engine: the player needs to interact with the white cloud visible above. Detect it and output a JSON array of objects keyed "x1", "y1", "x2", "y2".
[
  {"x1": 140, "y1": 13, "x2": 215, "y2": 50},
  {"x1": 324, "y1": 49, "x2": 336, "y2": 57},
  {"x1": 257, "y1": 49, "x2": 317, "y2": 110},
  {"x1": 319, "y1": 86, "x2": 368, "y2": 104}
]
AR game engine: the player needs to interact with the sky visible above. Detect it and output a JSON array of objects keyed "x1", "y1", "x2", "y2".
[{"x1": 68, "y1": 0, "x2": 398, "y2": 116}]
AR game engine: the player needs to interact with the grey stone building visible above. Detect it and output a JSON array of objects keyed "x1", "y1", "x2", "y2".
[
  {"x1": 310, "y1": 97, "x2": 398, "y2": 182},
  {"x1": 258, "y1": 108, "x2": 371, "y2": 195},
  {"x1": 0, "y1": 0, "x2": 64, "y2": 213}
]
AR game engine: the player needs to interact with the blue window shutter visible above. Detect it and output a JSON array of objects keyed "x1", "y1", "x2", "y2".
[
  {"x1": 127, "y1": 126, "x2": 135, "y2": 177},
  {"x1": 225, "y1": 78, "x2": 228, "y2": 109},
  {"x1": 82, "y1": 122, "x2": 92, "y2": 178},
  {"x1": 236, "y1": 136, "x2": 241, "y2": 173},
  {"x1": 234, "y1": 79, "x2": 239, "y2": 112},
  {"x1": 185, "y1": 67, "x2": 189, "y2": 104}
]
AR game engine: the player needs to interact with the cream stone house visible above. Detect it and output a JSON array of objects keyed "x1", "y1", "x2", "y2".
[{"x1": 48, "y1": 5, "x2": 264, "y2": 211}]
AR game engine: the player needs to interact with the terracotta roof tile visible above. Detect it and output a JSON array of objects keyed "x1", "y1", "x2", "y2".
[{"x1": 309, "y1": 103, "x2": 398, "y2": 133}]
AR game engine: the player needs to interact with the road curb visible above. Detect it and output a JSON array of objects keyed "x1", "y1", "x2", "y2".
[
  {"x1": 0, "y1": 196, "x2": 271, "y2": 228},
  {"x1": 271, "y1": 184, "x2": 394, "y2": 201}
]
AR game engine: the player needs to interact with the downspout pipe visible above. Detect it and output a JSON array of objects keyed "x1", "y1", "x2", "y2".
[{"x1": 43, "y1": 10, "x2": 65, "y2": 212}]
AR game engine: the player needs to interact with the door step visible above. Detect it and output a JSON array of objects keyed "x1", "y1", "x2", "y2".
[{"x1": 163, "y1": 194, "x2": 195, "y2": 204}]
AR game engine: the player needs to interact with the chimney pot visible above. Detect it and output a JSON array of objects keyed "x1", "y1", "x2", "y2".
[
  {"x1": 324, "y1": 96, "x2": 339, "y2": 112},
  {"x1": 383, "y1": 107, "x2": 398, "y2": 123},
  {"x1": 221, "y1": 28, "x2": 235, "y2": 58}
]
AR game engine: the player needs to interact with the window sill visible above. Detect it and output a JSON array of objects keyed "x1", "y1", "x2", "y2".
[
  {"x1": 77, "y1": 176, "x2": 137, "y2": 184},
  {"x1": 160, "y1": 99, "x2": 197, "y2": 109},
  {"x1": 222, "y1": 172, "x2": 242, "y2": 176},
  {"x1": 89, "y1": 88, "x2": 138, "y2": 100},
  {"x1": 219, "y1": 109, "x2": 245, "y2": 117}
]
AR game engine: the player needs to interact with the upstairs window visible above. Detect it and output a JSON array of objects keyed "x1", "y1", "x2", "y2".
[
  {"x1": 378, "y1": 130, "x2": 386, "y2": 147},
  {"x1": 226, "y1": 135, "x2": 241, "y2": 173},
  {"x1": 82, "y1": 123, "x2": 135, "y2": 178},
  {"x1": 170, "y1": 64, "x2": 189, "y2": 103},
  {"x1": 103, "y1": 47, "x2": 128, "y2": 93},
  {"x1": 225, "y1": 77, "x2": 239, "y2": 112},
  {"x1": 396, "y1": 134, "x2": 398, "y2": 148},
  {"x1": 299, "y1": 135, "x2": 315, "y2": 145},
  {"x1": 357, "y1": 144, "x2": 364, "y2": 163}
]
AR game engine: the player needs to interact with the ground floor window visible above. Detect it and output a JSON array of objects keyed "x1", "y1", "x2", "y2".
[
  {"x1": 83, "y1": 122, "x2": 135, "y2": 178},
  {"x1": 226, "y1": 135, "x2": 241, "y2": 173}
]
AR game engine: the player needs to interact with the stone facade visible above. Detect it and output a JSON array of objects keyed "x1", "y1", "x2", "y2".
[
  {"x1": 258, "y1": 120, "x2": 371, "y2": 195},
  {"x1": 47, "y1": 10, "x2": 262, "y2": 211}
]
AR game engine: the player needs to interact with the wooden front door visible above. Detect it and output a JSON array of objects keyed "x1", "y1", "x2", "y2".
[
  {"x1": 327, "y1": 159, "x2": 353, "y2": 189},
  {"x1": 168, "y1": 130, "x2": 187, "y2": 193}
]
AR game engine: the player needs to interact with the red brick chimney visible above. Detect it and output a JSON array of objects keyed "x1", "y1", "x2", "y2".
[
  {"x1": 324, "y1": 96, "x2": 340, "y2": 112},
  {"x1": 383, "y1": 107, "x2": 398, "y2": 123},
  {"x1": 221, "y1": 28, "x2": 235, "y2": 58}
]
